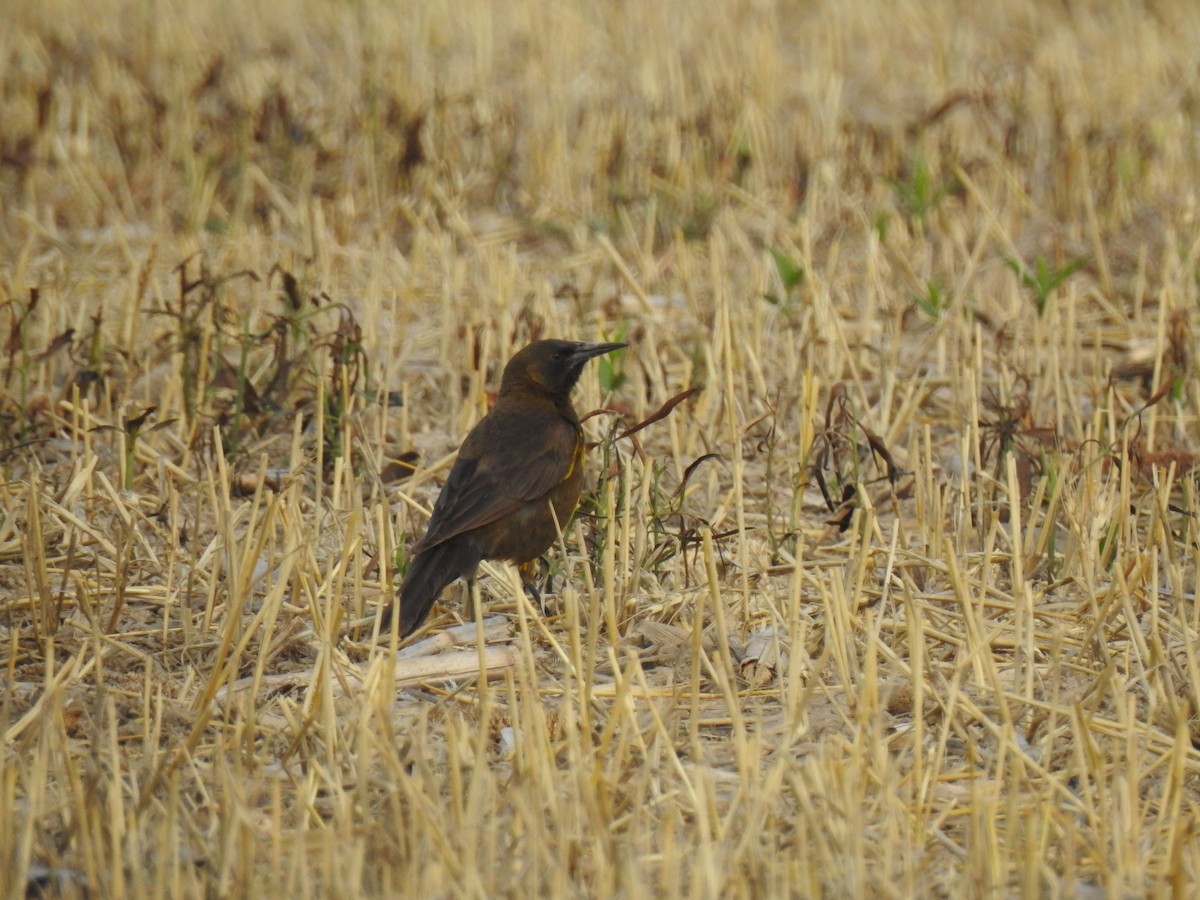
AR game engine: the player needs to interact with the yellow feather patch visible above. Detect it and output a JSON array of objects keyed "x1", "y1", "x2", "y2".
[{"x1": 562, "y1": 436, "x2": 585, "y2": 482}]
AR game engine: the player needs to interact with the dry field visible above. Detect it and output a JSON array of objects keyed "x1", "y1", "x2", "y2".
[{"x1": 3, "y1": 0, "x2": 1200, "y2": 895}]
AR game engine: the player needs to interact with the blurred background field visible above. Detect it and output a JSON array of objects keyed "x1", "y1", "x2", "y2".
[{"x1": 3, "y1": 0, "x2": 1200, "y2": 895}]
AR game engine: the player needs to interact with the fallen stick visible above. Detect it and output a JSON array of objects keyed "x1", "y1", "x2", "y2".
[
  {"x1": 213, "y1": 630, "x2": 517, "y2": 708},
  {"x1": 396, "y1": 616, "x2": 511, "y2": 659}
]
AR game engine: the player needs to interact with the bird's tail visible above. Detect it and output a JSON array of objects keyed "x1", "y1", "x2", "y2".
[{"x1": 381, "y1": 540, "x2": 481, "y2": 637}]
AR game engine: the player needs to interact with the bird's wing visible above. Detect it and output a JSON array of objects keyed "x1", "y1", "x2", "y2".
[{"x1": 416, "y1": 408, "x2": 581, "y2": 550}]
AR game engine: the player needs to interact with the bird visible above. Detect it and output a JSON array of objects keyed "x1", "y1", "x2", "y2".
[{"x1": 382, "y1": 339, "x2": 627, "y2": 637}]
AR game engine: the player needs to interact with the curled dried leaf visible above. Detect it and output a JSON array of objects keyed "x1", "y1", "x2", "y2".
[{"x1": 739, "y1": 626, "x2": 789, "y2": 687}]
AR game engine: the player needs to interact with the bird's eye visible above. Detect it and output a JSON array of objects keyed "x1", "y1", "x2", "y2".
[{"x1": 554, "y1": 349, "x2": 567, "y2": 360}]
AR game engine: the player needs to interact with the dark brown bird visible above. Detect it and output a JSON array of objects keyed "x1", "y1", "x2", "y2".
[{"x1": 383, "y1": 339, "x2": 626, "y2": 637}]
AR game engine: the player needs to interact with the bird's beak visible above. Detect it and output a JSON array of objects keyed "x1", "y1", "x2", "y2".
[{"x1": 572, "y1": 341, "x2": 627, "y2": 362}]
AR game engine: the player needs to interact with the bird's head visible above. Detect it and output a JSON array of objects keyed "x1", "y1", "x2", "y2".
[{"x1": 500, "y1": 339, "x2": 627, "y2": 398}]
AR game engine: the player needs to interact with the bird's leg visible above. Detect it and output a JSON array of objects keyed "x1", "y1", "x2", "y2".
[
  {"x1": 517, "y1": 559, "x2": 551, "y2": 616},
  {"x1": 527, "y1": 580, "x2": 544, "y2": 613},
  {"x1": 538, "y1": 556, "x2": 555, "y2": 599},
  {"x1": 464, "y1": 575, "x2": 478, "y2": 618}
]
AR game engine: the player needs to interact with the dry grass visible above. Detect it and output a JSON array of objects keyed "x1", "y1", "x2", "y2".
[{"x1": 3, "y1": 0, "x2": 1200, "y2": 895}]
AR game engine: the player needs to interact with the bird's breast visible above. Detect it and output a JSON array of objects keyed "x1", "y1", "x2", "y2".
[{"x1": 475, "y1": 431, "x2": 587, "y2": 565}]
